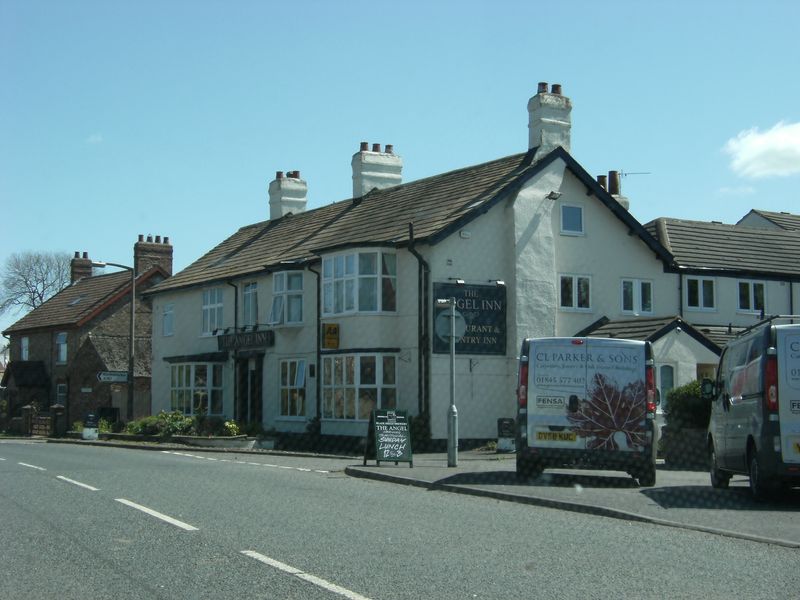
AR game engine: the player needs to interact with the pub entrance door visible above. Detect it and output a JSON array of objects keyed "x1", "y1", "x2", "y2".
[{"x1": 235, "y1": 355, "x2": 263, "y2": 425}]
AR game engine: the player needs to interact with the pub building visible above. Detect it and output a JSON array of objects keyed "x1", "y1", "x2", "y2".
[{"x1": 146, "y1": 83, "x2": 722, "y2": 445}]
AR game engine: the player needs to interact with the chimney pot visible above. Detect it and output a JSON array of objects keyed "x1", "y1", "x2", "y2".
[
  {"x1": 608, "y1": 171, "x2": 620, "y2": 195},
  {"x1": 155, "y1": 235, "x2": 161, "y2": 243},
  {"x1": 360, "y1": 141, "x2": 369, "y2": 151},
  {"x1": 74, "y1": 251, "x2": 80, "y2": 258},
  {"x1": 164, "y1": 236, "x2": 170, "y2": 245},
  {"x1": 138, "y1": 234, "x2": 144, "y2": 242},
  {"x1": 537, "y1": 81, "x2": 548, "y2": 94},
  {"x1": 294, "y1": 170, "x2": 301, "y2": 179},
  {"x1": 146, "y1": 234, "x2": 153, "y2": 243},
  {"x1": 276, "y1": 170, "x2": 284, "y2": 179},
  {"x1": 372, "y1": 143, "x2": 381, "y2": 152},
  {"x1": 551, "y1": 83, "x2": 562, "y2": 95},
  {"x1": 82, "y1": 252, "x2": 88, "y2": 259},
  {"x1": 385, "y1": 144, "x2": 393, "y2": 154},
  {"x1": 597, "y1": 175, "x2": 607, "y2": 190}
]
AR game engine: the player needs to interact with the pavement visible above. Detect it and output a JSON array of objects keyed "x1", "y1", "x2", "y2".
[{"x1": 17, "y1": 437, "x2": 800, "y2": 548}]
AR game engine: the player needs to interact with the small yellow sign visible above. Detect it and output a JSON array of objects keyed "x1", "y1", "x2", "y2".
[{"x1": 323, "y1": 323, "x2": 339, "y2": 349}]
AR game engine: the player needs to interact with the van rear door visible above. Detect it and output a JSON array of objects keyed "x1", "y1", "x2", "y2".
[
  {"x1": 778, "y1": 327, "x2": 800, "y2": 465},
  {"x1": 526, "y1": 338, "x2": 649, "y2": 454}
]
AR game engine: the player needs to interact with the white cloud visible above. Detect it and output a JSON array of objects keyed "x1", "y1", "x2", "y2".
[
  {"x1": 716, "y1": 185, "x2": 756, "y2": 196},
  {"x1": 85, "y1": 133, "x2": 104, "y2": 145},
  {"x1": 724, "y1": 121, "x2": 800, "y2": 178}
]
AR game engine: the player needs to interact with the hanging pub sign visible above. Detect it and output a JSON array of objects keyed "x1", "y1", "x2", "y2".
[
  {"x1": 432, "y1": 283, "x2": 506, "y2": 355},
  {"x1": 363, "y1": 409, "x2": 413, "y2": 467},
  {"x1": 217, "y1": 330, "x2": 275, "y2": 351}
]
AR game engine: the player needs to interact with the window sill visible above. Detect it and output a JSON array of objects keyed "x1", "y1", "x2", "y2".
[{"x1": 559, "y1": 307, "x2": 593, "y2": 313}]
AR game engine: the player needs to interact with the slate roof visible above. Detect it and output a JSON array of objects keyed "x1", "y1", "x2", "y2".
[
  {"x1": 645, "y1": 218, "x2": 800, "y2": 278},
  {"x1": 0, "y1": 360, "x2": 49, "y2": 388},
  {"x1": 581, "y1": 315, "x2": 724, "y2": 354},
  {"x1": 737, "y1": 209, "x2": 800, "y2": 230},
  {"x1": 149, "y1": 147, "x2": 673, "y2": 295},
  {"x1": 3, "y1": 268, "x2": 164, "y2": 335}
]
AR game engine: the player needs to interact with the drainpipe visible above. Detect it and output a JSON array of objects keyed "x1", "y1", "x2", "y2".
[
  {"x1": 226, "y1": 280, "x2": 239, "y2": 331},
  {"x1": 678, "y1": 273, "x2": 683, "y2": 318},
  {"x1": 226, "y1": 280, "x2": 239, "y2": 421},
  {"x1": 308, "y1": 264, "x2": 322, "y2": 422},
  {"x1": 408, "y1": 223, "x2": 430, "y2": 418}
]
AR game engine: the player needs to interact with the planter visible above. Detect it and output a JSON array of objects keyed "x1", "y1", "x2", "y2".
[{"x1": 662, "y1": 427, "x2": 708, "y2": 470}]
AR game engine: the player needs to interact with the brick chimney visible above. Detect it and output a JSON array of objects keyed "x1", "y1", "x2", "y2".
[
  {"x1": 351, "y1": 142, "x2": 402, "y2": 198},
  {"x1": 134, "y1": 234, "x2": 173, "y2": 276},
  {"x1": 269, "y1": 170, "x2": 308, "y2": 220},
  {"x1": 528, "y1": 82, "x2": 572, "y2": 154},
  {"x1": 607, "y1": 170, "x2": 630, "y2": 210},
  {"x1": 70, "y1": 251, "x2": 93, "y2": 283}
]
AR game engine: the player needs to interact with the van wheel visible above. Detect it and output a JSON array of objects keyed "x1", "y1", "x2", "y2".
[
  {"x1": 636, "y1": 462, "x2": 656, "y2": 487},
  {"x1": 516, "y1": 457, "x2": 543, "y2": 481},
  {"x1": 709, "y1": 446, "x2": 730, "y2": 489},
  {"x1": 748, "y1": 452, "x2": 772, "y2": 501}
]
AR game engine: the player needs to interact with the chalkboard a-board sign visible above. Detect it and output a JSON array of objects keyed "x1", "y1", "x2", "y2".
[{"x1": 363, "y1": 409, "x2": 413, "y2": 467}]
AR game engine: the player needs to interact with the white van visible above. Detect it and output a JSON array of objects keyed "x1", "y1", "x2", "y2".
[
  {"x1": 515, "y1": 337, "x2": 658, "y2": 486},
  {"x1": 704, "y1": 316, "x2": 800, "y2": 498}
]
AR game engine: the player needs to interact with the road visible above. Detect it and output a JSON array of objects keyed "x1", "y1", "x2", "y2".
[{"x1": 1, "y1": 440, "x2": 798, "y2": 599}]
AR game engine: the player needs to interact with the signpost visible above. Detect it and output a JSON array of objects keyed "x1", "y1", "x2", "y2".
[
  {"x1": 363, "y1": 409, "x2": 413, "y2": 467},
  {"x1": 436, "y1": 297, "x2": 463, "y2": 467},
  {"x1": 97, "y1": 371, "x2": 128, "y2": 383}
]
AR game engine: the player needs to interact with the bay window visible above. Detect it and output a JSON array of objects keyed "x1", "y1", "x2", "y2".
[
  {"x1": 321, "y1": 354, "x2": 397, "y2": 420},
  {"x1": 322, "y1": 251, "x2": 397, "y2": 315}
]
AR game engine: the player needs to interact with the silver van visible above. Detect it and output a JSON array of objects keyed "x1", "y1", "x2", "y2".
[
  {"x1": 515, "y1": 337, "x2": 658, "y2": 486},
  {"x1": 704, "y1": 316, "x2": 800, "y2": 498}
]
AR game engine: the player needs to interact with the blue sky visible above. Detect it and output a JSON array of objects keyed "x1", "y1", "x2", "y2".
[{"x1": 2, "y1": 0, "x2": 799, "y2": 335}]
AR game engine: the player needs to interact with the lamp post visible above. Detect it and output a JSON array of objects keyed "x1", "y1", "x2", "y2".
[
  {"x1": 92, "y1": 261, "x2": 135, "y2": 421},
  {"x1": 436, "y1": 297, "x2": 464, "y2": 467}
]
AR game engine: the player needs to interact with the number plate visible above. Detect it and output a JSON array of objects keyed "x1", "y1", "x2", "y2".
[{"x1": 536, "y1": 431, "x2": 577, "y2": 442}]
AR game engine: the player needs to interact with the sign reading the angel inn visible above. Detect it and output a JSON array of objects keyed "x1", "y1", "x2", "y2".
[{"x1": 432, "y1": 283, "x2": 507, "y2": 355}]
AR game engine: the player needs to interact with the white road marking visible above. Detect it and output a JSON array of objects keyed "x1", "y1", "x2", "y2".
[
  {"x1": 57, "y1": 476, "x2": 100, "y2": 491},
  {"x1": 18, "y1": 462, "x2": 46, "y2": 471},
  {"x1": 115, "y1": 498, "x2": 199, "y2": 531},
  {"x1": 0, "y1": 457, "x2": 6, "y2": 460},
  {"x1": 161, "y1": 451, "x2": 330, "y2": 473},
  {"x1": 241, "y1": 550, "x2": 372, "y2": 600}
]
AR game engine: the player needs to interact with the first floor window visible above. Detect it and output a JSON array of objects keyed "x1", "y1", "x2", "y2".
[
  {"x1": 162, "y1": 303, "x2": 174, "y2": 336},
  {"x1": 322, "y1": 251, "x2": 397, "y2": 315},
  {"x1": 687, "y1": 277, "x2": 715, "y2": 310},
  {"x1": 280, "y1": 359, "x2": 306, "y2": 417},
  {"x1": 202, "y1": 288, "x2": 224, "y2": 334},
  {"x1": 21, "y1": 336, "x2": 29, "y2": 360},
  {"x1": 55, "y1": 332, "x2": 67, "y2": 363},
  {"x1": 269, "y1": 272, "x2": 303, "y2": 325},
  {"x1": 321, "y1": 354, "x2": 397, "y2": 420},
  {"x1": 170, "y1": 363, "x2": 224, "y2": 415},
  {"x1": 621, "y1": 279, "x2": 653, "y2": 314},
  {"x1": 738, "y1": 281, "x2": 765, "y2": 313},
  {"x1": 560, "y1": 275, "x2": 591, "y2": 310},
  {"x1": 243, "y1": 282, "x2": 258, "y2": 326}
]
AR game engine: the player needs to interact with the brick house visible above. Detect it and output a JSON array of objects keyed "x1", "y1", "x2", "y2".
[{"x1": 1, "y1": 236, "x2": 172, "y2": 430}]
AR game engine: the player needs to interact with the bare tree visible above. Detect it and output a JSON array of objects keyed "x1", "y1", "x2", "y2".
[{"x1": 0, "y1": 252, "x2": 71, "y2": 316}]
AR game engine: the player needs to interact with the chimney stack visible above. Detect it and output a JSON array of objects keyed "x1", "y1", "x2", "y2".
[
  {"x1": 351, "y1": 142, "x2": 403, "y2": 198},
  {"x1": 269, "y1": 170, "x2": 308, "y2": 220},
  {"x1": 528, "y1": 81, "x2": 572, "y2": 154},
  {"x1": 607, "y1": 170, "x2": 630, "y2": 210},
  {"x1": 134, "y1": 234, "x2": 173, "y2": 276},
  {"x1": 70, "y1": 251, "x2": 93, "y2": 283}
]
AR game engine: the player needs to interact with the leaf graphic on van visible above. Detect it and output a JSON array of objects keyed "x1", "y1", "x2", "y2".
[{"x1": 567, "y1": 373, "x2": 647, "y2": 451}]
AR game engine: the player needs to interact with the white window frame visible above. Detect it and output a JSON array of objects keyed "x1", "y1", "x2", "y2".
[
  {"x1": 321, "y1": 251, "x2": 397, "y2": 316},
  {"x1": 559, "y1": 274, "x2": 592, "y2": 311},
  {"x1": 55, "y1": 332, "x2": 67, "y2": 363},
  {"x1": 202, "y1": 288, "x2": 224, "y2": 335},
  {"x1": 737, "y1": 280, "x2": 765, "y2": 314},
  {"x1": 621, "y1": 278, "x2": 653, "y2": 315},
  {"x1": 162, "y1": 303, "x2": 174, "y2": 337},
  {"x1": 560, "y1": 204, "x2": 584, "y2": 236},
  {"x1": 280, "y1": 358, "x2": 306, "y2": 418},
  {"x1": 269, "y1": 272, "x2": 303, "y2": 326},
  {"x1": 243, "y1": 282, "x2": 258, "y2": 327},
  {"x1": 321, "y1": 353, "x2": 398, "y2": 421},
  {"x1": 56, "y1": 382, "x2": 67, "y2": 406},
  {"x1": 656, "y1": 364, "x2": 675, "y2": 414},
  {"x1": 21, "y1": 336, "x2": 29, "y2": 360},
  {"x1": 170, "y1": 363, "x2": 224, "y2": 416},
  {"x1": 686, "y1": 277, "x2": 716, "y2": 311}
]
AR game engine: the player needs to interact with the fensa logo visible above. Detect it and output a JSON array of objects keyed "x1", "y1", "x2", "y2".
[{"x1": 536, "y1": 396, "x2": 565, "y2": 408}]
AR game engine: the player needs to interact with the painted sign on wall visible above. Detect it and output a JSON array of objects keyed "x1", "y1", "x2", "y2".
[{"x1": 432, "y1": 283, "x2": 506, "y2": 355}]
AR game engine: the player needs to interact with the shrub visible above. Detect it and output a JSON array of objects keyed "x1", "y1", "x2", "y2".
[{"x1": 664, "y1": 380, "x2": 711, "y2": 430}]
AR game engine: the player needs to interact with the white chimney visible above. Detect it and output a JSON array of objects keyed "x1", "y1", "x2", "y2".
[
  {"x1": 351, "y1": 142, "x2": 402, "y2": 198},
  {"x1": 528, "y1": 82, "x2": 572, "y2": 154},
  {"x1": 269, "y1": 171, "x2": 307, "y2": 220}
]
